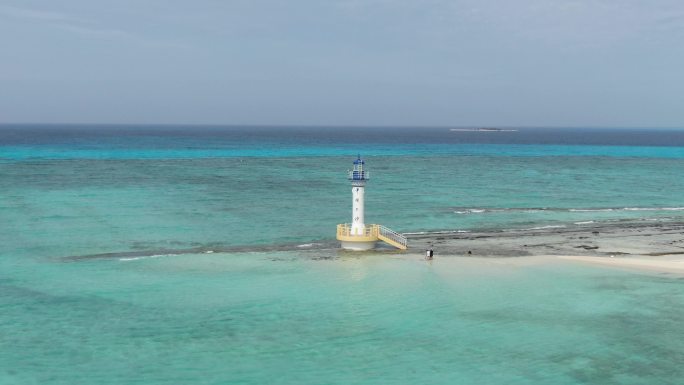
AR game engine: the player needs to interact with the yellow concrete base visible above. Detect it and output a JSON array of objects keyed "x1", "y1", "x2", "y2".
[{"x1": 337, "y1": 223, "x2": 379, "y2": 250}]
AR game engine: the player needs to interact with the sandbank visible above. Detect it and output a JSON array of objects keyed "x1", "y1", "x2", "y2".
[{"x1": 406, "y1": 221, "x2": 684, "y2": 275}]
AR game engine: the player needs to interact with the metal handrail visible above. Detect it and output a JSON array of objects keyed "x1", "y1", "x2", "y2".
[{"x1": 377, "y1": 225, "x2": 408, "y2": 247}]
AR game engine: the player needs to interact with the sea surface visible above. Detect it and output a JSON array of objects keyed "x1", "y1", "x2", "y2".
[{"x1": 1, "y1": 125, "x2": 683, "y2": 384}]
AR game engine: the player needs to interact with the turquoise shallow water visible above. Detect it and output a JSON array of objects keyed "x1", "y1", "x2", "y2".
[
  {"x1": 1, "y1": 126, "x2": 684, "y2": 384},
  {"x1": 1, "y1": 253, "x2": 683, "y2": 384},
  {"x1": 3, "y1": 155, "x2": 684, "y2": 259}
]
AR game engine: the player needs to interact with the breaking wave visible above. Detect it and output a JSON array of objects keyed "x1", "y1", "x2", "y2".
[
  {"x1": 119, "y1": 254, "x2": 172, "y2": 262},
  {"x1": 453, "y1": 207, "x2": 684, "y2": 214},
  {"x1": 403, "y1": 230, "x2": 470, "y2": 235}
]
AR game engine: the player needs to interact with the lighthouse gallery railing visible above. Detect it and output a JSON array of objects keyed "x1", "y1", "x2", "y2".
[
  {"x1": 348, "y1": 171, "x2": 370, "y2": 180},
  {"x1": 337, "y1": 223, "x2": 377, "y2": 238}
]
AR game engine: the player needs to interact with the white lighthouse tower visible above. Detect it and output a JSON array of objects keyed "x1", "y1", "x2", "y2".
[
  {"x1": 336, "y1": 155, "x2": 408, "y2": 251},
  {"x1": 350, "y1": 155, "x2": 367, "y2": 236}
]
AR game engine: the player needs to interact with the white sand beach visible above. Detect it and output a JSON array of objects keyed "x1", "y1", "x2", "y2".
[{"x1": 558, "y1": 255, "x2": 684, "y2": 275}]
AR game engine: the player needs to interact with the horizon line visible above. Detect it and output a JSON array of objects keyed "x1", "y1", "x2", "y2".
[{"x1": 1, "y1": 122, "x2": 684, "y2": 130}]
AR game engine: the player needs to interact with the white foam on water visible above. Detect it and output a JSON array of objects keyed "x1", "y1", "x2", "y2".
[
  {"x1": 403, "y1": 230, "x2": 470, "y2": 235},
  {"x1": 639, "y1": 217, "x2": 673, "y2": 222},
  {"x1": 574, "y1": 221, "x2": 596, "y2": 225},
  {"x1": 455, "y1": 206, "x2": 684, "y2": 214},
  {"x1": 524, "y1": 225, "x2": 567, "y2": 230},
  {"x1": 297, "y1": 242, "x2": 325, "y2": 248},
  {"x1": 623, "y1": 207, "x2": 684, "y2": 211},
  {"x1": 570, "y1": 207, "x2": 684, "y2": 213},
  {"x1": 454, "y1": 209, "x2": 488, "y2": 214},
  {"x1": 119, "y1": 254, "x2": 171, "y2": 262},
  {"x1": 569, "y1": 208, "x2": 615, "y2": 212}
]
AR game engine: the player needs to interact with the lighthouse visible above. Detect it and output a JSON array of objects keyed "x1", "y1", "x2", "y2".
[
  {"x1": 350, "y1": 155, "x2": 367, "y2": 236},
  {"x1": 336, "y1": 156, "x2": 408, "y2": 251}
]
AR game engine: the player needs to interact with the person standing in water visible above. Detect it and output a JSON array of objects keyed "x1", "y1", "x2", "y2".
[{"x1": 425, "y1": 247, "x2": 434, "y2": 260}]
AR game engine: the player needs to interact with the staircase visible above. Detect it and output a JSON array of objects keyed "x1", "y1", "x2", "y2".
[
  {"x1": 336, "y1": 223, "x2": 408, "y2": 250},
  {"x1": 376, "y1": 225, "x2": 408, "y2": 250}
]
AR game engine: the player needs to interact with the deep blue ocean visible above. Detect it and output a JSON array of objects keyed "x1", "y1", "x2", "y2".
[{"x1": 1, "y1": 125, "x2": 683, "y2": 384}]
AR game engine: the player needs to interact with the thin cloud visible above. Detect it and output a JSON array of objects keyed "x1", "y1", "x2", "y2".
[
  {"x1": 0, "y1": 5, "x2": 73, "y2": 22},
  {"x1": 0, "y1": 4, "x2": 184, "y2": 47},
  {"x1": 56, "y1": 24, "x2": 133, "y2": 39},
  {"x1": 0, "y1": 5, "x2": 130, "y2": 37}
]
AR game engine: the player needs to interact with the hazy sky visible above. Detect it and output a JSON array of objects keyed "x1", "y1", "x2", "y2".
[{"x1": 1, "y1": 1, "x2": 683, "y2": 126}]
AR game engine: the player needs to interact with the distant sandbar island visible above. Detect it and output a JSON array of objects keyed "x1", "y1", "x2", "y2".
[{"x1": 450, "y1": 127, "x2": 519, "y2": 132}]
